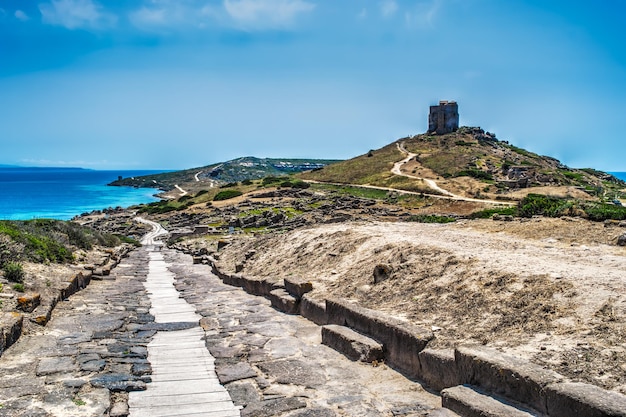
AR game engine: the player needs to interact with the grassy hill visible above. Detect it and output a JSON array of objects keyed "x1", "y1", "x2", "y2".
[
  {"x1": 300, "y1": 127, "x2": 626, "y2": 202},
  {"x1": 110, "y1": 157, "x2": 338, "y2": 193}
]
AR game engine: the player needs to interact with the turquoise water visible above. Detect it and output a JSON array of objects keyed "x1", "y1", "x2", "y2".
[
  {"x1": 0, "y1": 168, "x2": 163, "y2": 220},
  {"x1": 610, "y1": 172, "x2": 626, "y2": 181}
]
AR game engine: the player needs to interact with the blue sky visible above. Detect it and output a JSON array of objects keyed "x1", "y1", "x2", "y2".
[{"x1": 1, "y1": 1, "x2": 625, "y2": 170}]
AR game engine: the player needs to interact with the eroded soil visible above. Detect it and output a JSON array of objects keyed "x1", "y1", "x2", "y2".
[{"x1": 213, "y1": 217, "x2": 626, "y2": 393}]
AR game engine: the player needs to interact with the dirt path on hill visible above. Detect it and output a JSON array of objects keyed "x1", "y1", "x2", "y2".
[
  {"x1": 393, "y1": 143, "x2": 515, "y2": 206},
  {"x1": 216, "y1": 218, "x2": 626, "y2": 393}
]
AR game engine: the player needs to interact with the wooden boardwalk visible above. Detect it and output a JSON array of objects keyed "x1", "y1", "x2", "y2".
[{"x1": 129, "y1": 241, "x2": 239, "y2": 417}]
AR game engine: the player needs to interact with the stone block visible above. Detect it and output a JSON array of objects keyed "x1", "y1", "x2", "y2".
[
  {"x1": 300, "y1": 294, "x2": 327, "y2": 325},
  {"x1": 455, "y1": 346, "x2": 563, "y2": 414},
  {"x1": 217, "y1": 362, "x2": 258, "y2": 384},
  {"x1": 441, "y1": 385, "x2": 536, "y2": 417},
  {"x1": 321, "y1": 324, "x2": 383, "y2": 362},
  {"x1": 0, "y1": 313, "x2": 23, "y2": 355},
  {"x1": 418, "y1": 348, "x2": 459, "y2": 392},
  {"x1": 223, "y1": 273, "x2": 245, "y2": 288},
  {"x1": 325, "y1": 298, "x2": 433, "y2": 378},
  {"x1": 241, "y1": 275, "x2": 282, "y2": 297},
  {"x1": 545, "y1": 382, "x2": 626, "y2": 417},
  {"x1": 284, "y1": 277, "x2": 313, "y2": 299},
  {"x1": 269, "y1": 289, "x2": 299, "y2": 315},
  {"x1": 17, "y1": 293, "x2": 41, "y2": 313}
]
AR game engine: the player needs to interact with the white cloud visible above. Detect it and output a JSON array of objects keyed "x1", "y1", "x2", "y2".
[
  {"x1": 39, "y1": 0, "x2": 116, "y2": 30},
  {"x1": 380, "y1": 0, "x2": 398, "y2": 18},
  {"x1": 15, "y1": 10, "x2": 29, "y2": 21},
  {"x1": 129, "y1": 1, "x2": 222, "y2": 30},
  {"x1": 404, "y1": 0, "x2": 440, "y2": 28},
  {"x1": 223, "y1": 0, "x2": 315, "y2": 29}
]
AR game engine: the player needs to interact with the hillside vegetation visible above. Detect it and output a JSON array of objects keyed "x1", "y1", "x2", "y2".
[
  {"x1": 110, "y1": 157, "x2": 338, "y2": 194},
  {"x1": 301, "y1": 127, "x2": 625, "y2": 202}
]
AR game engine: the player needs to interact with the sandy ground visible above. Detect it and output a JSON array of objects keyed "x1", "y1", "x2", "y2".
[{"x1": 216, "y1": 217, "x2": 626, "y2": 393}]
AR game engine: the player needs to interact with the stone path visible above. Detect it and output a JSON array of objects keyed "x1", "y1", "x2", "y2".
[
  {"x1": 0, "y1": 249, "x2": 153, "y2": 417},
  {"x1": 164, "y1": 249, "x2": 451, "y2": 417},
  {"x1": 128, "y1": 244, "x2": 239, "y2": 417},
  {"x1": 0, "y1": 218, "x2": 453, "y2": 416}
]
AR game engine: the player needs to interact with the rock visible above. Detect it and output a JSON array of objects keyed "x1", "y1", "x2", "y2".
[
  {"x1": 268, "y1": 289, "x2": 300, "y2": 314},
  {"x1": 455, "y1": 345, "x2": 563, "y2": 414},
  {"x1": 81, "y1": 359, "x2": 106, "y2": 372},
  {"x1": 216, "y1": 362, "x2": 258, "y2": 384},
  {"x1": 110, "y1": 400, "x2": 130, "y2": 417},
  {"x1": 257, "y1": 359, "x2": 326, "y2": 388},
  {"x1": 16, "y1": 293, "x2": 41, "y2": 313},
  {"x1": 442, "y1": 385, "x2": 536, "y2": 417},
  {"x1": 90, "y1": 374, "x2": 146, "y2": 392},
  {"x1": 617, "y1": 234, "x2": 626, "y2": 246},
  {"x1": 284, "y1": 276, "x2": 313, "y2": 298},
  {"x1": 321, "y1": 324, "x2": 384, "y2": 362},
  {"x1": 225, "y1": 379, "x2": 261, "y2": 407},
  {"x1": 418, "y1": 349, "x2": 459, "y2": 392},
  {"x1": 241, "y1": 397, "x2": 307, "y2": 417},
  {"x1": 36, "y1": 357, "x2": 77, "y2": 376},
  {"x1": 63, "y1": 379, "x2": 87, "y2": 388},
  {"x1": 545, "y1": 382, "x2": 626, "y2": 417},
  {"x1": 373, "y1": 264, "x2": 392, "y2": 283}
]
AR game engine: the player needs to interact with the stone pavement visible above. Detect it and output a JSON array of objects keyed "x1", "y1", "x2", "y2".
[
  {"x1": 164, "y1": 249, "x2": 451, "y2": 417},
  {"x1": 0, "y1": 223, "x2": 453, "y2": 416},
  {"x1": 128, "y1": 246, "x2": 239, "y2": 417},
  {"x1": 0, "y1": 249, "x2": 153, "y2": 417}
]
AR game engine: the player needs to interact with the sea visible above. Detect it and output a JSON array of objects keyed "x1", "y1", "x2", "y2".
[
  {"x1": 0, "y1": 167, "x2": 164, "y2": 221},
  {"x1": 609, "y1": 172, "x2": 626, "y2": 182}
]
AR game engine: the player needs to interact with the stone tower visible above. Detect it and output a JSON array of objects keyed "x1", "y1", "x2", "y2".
[{"x1": 428, "y1": 101, "x2": 459, "y2": 134}]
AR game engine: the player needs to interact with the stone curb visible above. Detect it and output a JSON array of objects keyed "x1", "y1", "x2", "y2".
[
  {"x1": 321, "y1": 324, "x2": 384, "y2": 363},
  {"x1": 0, "y1": 245, "x2": 132, "y2": 358},
  {"x1": 207, "y1": 258, "x2": 626, "y2": 417},
  {"x1": 326, "y1": 297, "x2": 433, "y2": 378}
]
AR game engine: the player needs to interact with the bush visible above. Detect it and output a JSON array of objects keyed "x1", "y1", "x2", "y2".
[
  {"x1": 262, "y1": 176, "x2": 283, "y2": 185},
  {"x1": 469, "y1": 206, "x2": 518, "y2": 219},
  {"x1": 582, "y1": 202, "x2": 626, "y2": 221},
  {"x1": 213, "y1": 190, "x2": 243, "y2": 201},
  {"x1": 518, "y1": 194, "x2": 573, "y2": 218},
  {"x1": 292, "y1": 181, "x2": 311, "y2": 189},
  {"x1": 3, "y1": 261, "x2": 25, "y2": 283},
  {"x1": 407, "y1": 214, "x2": 456, "y2": 224},
  {"x1": 12, "y1": 283, "x2": 24, "y2": 292}
]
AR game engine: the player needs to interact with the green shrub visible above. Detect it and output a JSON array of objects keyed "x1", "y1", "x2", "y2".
[
  {"x1": 292, "y1": 181, "x2": 311, "y2": 189},
  {"x1": 279, "y1": 181, "x2": 294, "y2": 188},
  {"x1": 195, "y1": 190, "x2": 209, "y2": 197},
  {"x1": 114, "y1": 235, "x2": 141, "y2": 247},
  {"x1": 407, "y1": 214, "x2": 456, "y2": 224},
  {"x1": 469, "y1": 206, "x2": 518, "y2": 219},
  {"x1": 518, "y1": 194, "x2": 573, "y2": 218},
  {"x1": 3, "y1": 262, "x2": 25, "y2": 283},
  {"x1": 12, "y1": 283, "x2": 24, "y2": 293},
  {"x1": 213, "y1": 190, "x2": 243, "y2": 201},
  {"x1": 220, "y1": 182, "x2": 239, "y2": 188},
  {"x1": 582, "y1": 202, "x2": 626, "y2": 221},
  {"x1": 262, "y1": 176, "x2": 283, "y2": 185},
  {"x1": 241, "y1": 179, "x2": 253, "y2": 186}
]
